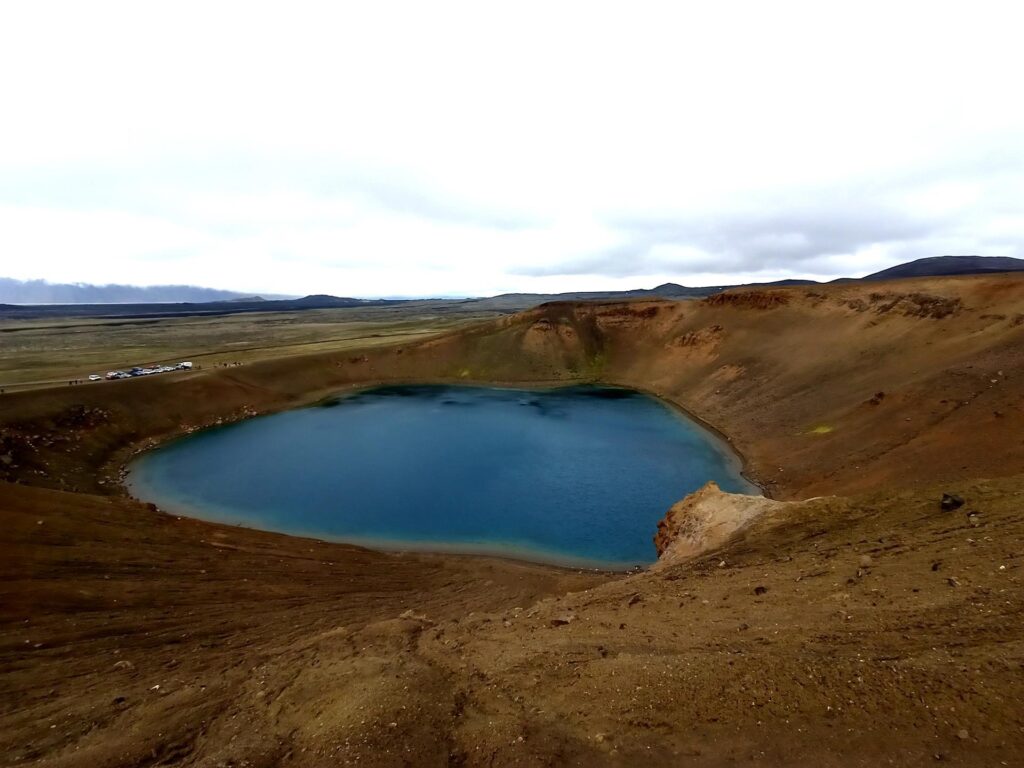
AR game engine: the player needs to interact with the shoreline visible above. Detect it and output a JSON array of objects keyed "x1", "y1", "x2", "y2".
[
  {"x1": 6, "y1": 276, "x2": 1024, "y2": 766},
  {"x1": 120, "y1": 379, "x2": 759, "y2": 571},
  {"x1": 612, "y1": 380, "x2": 768, "y2": 498},
  {"x1": 123, "y1": 473, "x2": 644, "y2": 574}
]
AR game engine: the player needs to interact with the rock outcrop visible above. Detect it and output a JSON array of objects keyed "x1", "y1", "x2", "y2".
[{"x1": 652, "y1": 482, "x2": 786, "y2": 568}]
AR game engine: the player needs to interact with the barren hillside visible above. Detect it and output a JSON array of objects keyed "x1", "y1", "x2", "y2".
[
  {"x1": 5, "y1": 273, "x2": 1020, "y2": 499},
  {"x1": 2, "y1": 273, "x2": 1023, "y2": 766}
]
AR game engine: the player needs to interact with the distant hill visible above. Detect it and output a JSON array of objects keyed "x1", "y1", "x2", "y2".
[
  {"x1": 863, "y1": 255, "x2": 1024, "y2": 281},
  {"x1": 462, "y1": 278, "x2": 821, "y2": 311},
  {"x1": 462, "y1": 283, "x2": 714, "y2": 311},
  {"x1": 0, "y1": 294, "x2": 403, "y2": 320},
  {"x1": 3, "y1": 255, "x2": 1021, "y2": 319},
  {"x1": 463, "y1": 258, "x2": 1022, "y2": 311},
  {"x1": 0, "y1": 278, "x2": 293, "y2": 304}
]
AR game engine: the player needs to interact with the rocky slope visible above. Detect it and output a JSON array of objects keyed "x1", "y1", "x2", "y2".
[
  {"x1": 3, "y1": 473, "x2": 1021, "y2": 766},
  {"x1": 1, "y1": 273, "x2": 1023, "y2": 766},
  {"x1": 3, "y1": 274, "x2": 1022, "y2": 500}
]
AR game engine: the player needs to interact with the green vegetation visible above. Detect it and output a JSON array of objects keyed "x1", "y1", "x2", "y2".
[{"x1": 587, "y1": 351, "x2": 608, "y2": 379}]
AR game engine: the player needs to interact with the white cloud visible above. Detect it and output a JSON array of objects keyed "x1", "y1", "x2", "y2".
[{"x1": 0, "y1": 0, "x2": 1022, "y2": 296}]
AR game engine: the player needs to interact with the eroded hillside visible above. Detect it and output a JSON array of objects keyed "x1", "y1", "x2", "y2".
[
  {"x1": 476, "y1": 275, "x2": 1024, "y2": 498},
  {"x1": 2, "y1": 274, "x2": 1022, "y2": 501},
  {"x1": 2, "y1": 274, "x2": 1023, "y2": 766}
]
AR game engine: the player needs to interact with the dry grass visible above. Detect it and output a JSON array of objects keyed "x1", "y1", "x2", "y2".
[{"x1": 0, "y1": 303, "x2": 498, "y2": 389}]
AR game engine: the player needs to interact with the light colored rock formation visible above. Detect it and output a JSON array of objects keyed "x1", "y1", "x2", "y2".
[{"x1": 652, "y1": 482, "x2": 787, "y2": 568}]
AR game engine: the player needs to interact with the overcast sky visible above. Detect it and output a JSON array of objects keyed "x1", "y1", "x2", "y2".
[{"x1": 1, "y1": 1, "x2": 1022, "y2": 297}]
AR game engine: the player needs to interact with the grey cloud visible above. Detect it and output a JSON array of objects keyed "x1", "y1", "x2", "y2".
[
  {"x1": 512, "y1": 196, "x2": 941, "y2": 279},
  {"x1": 512, "y1": 147, "x2": 1024, "y2": 280}
]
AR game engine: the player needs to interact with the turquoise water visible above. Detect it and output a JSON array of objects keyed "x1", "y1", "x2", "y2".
[{"x1": 129, "y1": 385, "x2": 757, "y2": 569}]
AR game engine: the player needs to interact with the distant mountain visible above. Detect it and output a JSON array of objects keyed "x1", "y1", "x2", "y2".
[
  {"x1": 863, "y1": 255, "x2": 1024, "y2": 281},
  {"x1": 462, "y1": 283, "x2": 719, "y2": 311},
  {"x1": 3, "y1": 255, "x2": 1021, "y2": 320},
  {"x1": 0, "y1": 278, "x2": 293, "y2": 304},
  {"x1": 0, "y1": 293, "x2": 403, "y2": 320},
  {"x1": 462, "y1": 278, "x2": 822, "y2": 311},
  {"x1": 464, "y1": 258, "x2": 1022, "y2": 311}
]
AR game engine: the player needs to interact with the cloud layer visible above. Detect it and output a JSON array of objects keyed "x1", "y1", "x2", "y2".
[{"x1": 1, "y1": 1, "x2": 1022, "y2": 296}]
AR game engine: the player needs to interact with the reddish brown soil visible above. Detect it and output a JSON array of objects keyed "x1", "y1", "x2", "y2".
[{"x1": 2, "y1": 274, "x2": 1023, "y2": 766}]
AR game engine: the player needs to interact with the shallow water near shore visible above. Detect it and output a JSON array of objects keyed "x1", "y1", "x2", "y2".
[{"x1": 129, "y1": 385, "x2": 757, "y2": 568}]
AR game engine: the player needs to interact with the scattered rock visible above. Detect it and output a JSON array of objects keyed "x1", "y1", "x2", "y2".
[
  {"x1": 627, "y1": 594, "x2": 643, "y2": 607},
  {"x1": 399, "y1": 609, "x2": 431, "y2": 623},
  {"x1": 859, "y1": 554, "x2": 873, "y2": 568},
  {"x1": 867, "y1": 391, "x2": 886, "y2": 406},
  {"x1": 753, "y1": 586, "x2": 768, "y2": 596},
  {"x1": 940, "y1": 494, "x2": 965, "y2": 512},
  {"x1": 947, "y1": 577, "x2": 961, "y2": 588},
  {"x1": 704, "y1": 290, "x2": 790, "y2": 310},
  {"x1": 931, "y1": 561, "x2": 942, "y2": 572},
  {"x1": 550, "y1": 614, "x2": 576, "y2": 627},
  {"x1": 112, "y1": 660, "x2": 135, "y2": 672},
  {"x1": 956, "y1": 728, "x2": 969, "y2": 741}
]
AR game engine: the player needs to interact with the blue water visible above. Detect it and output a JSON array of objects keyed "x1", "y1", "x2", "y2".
[{"x1": 129, "y1": 385, "x2": 757, "y2": 569}]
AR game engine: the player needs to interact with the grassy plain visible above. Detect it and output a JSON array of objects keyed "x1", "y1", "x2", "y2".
[{"x1": 0, "y1": 301, "x2": 498, "y2": 390}]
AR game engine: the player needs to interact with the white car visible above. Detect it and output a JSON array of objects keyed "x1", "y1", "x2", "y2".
[{"x1": 88, "y1": 374, "x2": 102, "y2": 382}]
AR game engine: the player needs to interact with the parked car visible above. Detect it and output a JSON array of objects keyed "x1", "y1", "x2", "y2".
[
  {"x1": 178, "y1": 361, "x2": 193, "y2": 370},
  {"x1": 88, "y1": 374, "x2": 102, "y2": 382}
]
